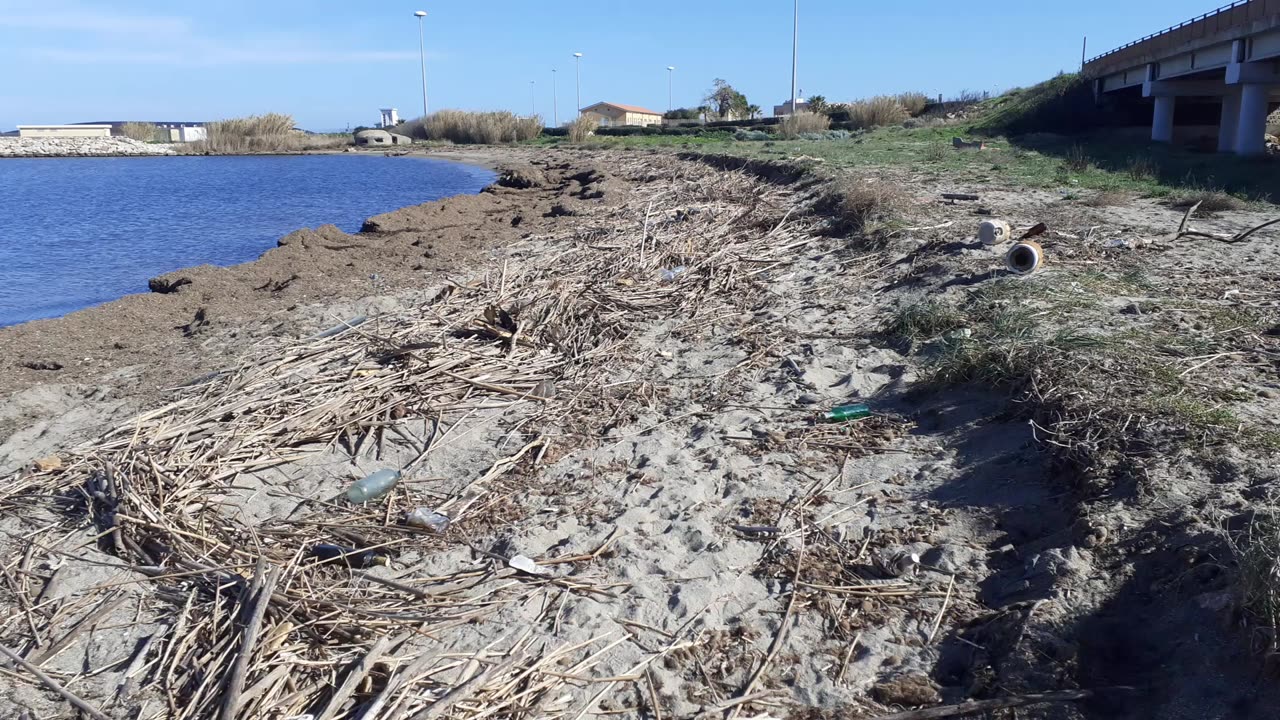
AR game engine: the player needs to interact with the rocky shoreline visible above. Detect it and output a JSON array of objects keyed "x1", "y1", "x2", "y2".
[{"x1": 0, "y1": 136, "x2": 177, "y2": 157}]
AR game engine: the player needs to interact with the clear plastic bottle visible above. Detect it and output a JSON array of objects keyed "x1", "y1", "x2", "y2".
[
  {"x1": 403, "y1": 508, "x2": 450, "y2": 533},
  {"x1": 346, "y1": 469, "x2": 401, "y2": 503}
]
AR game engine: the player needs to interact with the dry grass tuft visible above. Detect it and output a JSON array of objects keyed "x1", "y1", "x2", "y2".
[
  {"x1": 187, "y1": 113, "x2": 314, "y2": 153},
  {"x1": 818, "y1": 177, "x2": 904, "y2": 235},
  {"x1": 847, "y1": 96, "x2": 909, "y2": 129},
  {"x1": 1168, "y1": 190, "x2": 1246, "y2": 214},
  {"x1": 413, "y1": 110, "x2": 542, "y2": 144},
  {"x1": 779, "y1": 112, "x2": 831, "y2": 139},
  {"x1": 568, "y1": 114, "x2": 599, "y2": 143},
  {"x1": 119, "y1": 121, "x2": 165, "y2": 142},
  {"x1": 1126, "y1": 155, "x2": 1158, "y2": 181},
  {"x1": 896, "y1": 91, "x2": 930, "y2": 117},
  {"x1": 1083, "y1": 190, "x2": 1132, "y2": 207},
  {"x1": 1231, "y1": 512, "x2": 1280, "y2": 655}
]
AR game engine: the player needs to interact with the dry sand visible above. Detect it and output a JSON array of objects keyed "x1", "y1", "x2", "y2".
[{"x1": 1, "y1": 145, "x2": 1278, "y2": 720}]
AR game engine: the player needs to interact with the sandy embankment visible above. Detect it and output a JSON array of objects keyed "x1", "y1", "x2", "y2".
[{"x1": 5, "y1": 144, "x2": 1279, "y2": 719}]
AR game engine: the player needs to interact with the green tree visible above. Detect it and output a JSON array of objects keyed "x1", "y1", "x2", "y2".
[
  {"x1": 807, "y1": 95, "x2": 829, "y2": 115},
  {"x1": 747, "y1": 104, "x2": 762, "y2": 119},
  {"x1": 704, "y1": 79, "x2": 750, "y2": 120}
]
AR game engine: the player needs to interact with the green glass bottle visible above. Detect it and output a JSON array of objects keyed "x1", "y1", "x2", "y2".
[{"x1": 822, "y1": 403, "x2": 871, "y2": 423}]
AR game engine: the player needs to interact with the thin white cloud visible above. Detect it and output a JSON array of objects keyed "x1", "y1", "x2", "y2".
[
  {"x1": 0, "y1": 10, "x2": 189, "y2": 34},
  {"x1": 30, "y1": 46, "x2": 421, "y2": 66}
]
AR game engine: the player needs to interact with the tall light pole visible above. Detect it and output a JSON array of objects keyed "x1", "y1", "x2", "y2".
[
  {"x1": 530, "y1": 80, "x2": 536, "y2": 117},
  {"x1": 414, "y1": 11, "x2": 429, "y2": 118},
  {"x1": 667, "y1": 66, "x2": 675, "y2": 112},
  {"x1": 573, "y1": 52, "x2": 583, "y2": 116},
  {"x1": 552, "y1": 69, "x2": 559, "y2": 126},
  {"x1": 790, "y1": 0, "x2": 798, "y2": 116}
]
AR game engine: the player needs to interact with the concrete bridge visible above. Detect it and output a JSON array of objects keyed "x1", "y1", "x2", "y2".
[{"x1": 1085, "y1": 0, "x2": 1280, "y2": 154}]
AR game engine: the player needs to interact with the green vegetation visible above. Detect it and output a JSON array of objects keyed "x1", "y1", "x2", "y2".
[
  {"x1": 969, "y1": 73, "x2": 1097, "y2": 136},
  {"x1": 399, "y1": 110, "x2": 542, "y2": 144},
  {"x1": 704, "y1": 78, "x2": 751, "y2": 120},
  {"x1": 568, "y1": 115, "x2": 598, "y2": 143},
  {"x1": 1231, "y1": 513, "x2": 1280, "y2": 655}
]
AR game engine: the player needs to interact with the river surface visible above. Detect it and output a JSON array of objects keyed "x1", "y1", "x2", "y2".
[{"x1": 0, "y1": 155, "x2": 494, "y2": 326}]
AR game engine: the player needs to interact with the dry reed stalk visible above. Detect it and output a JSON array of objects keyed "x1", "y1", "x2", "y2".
[{"x1": 0, "y1": 153, "x2": 830, "y2": 718}]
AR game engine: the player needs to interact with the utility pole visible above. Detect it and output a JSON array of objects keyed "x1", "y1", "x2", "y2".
[
  {"x1": 414, "y1": 11, "x2": 429, "y2": 117},
  {"x1": 791, "y1": 0, "x2": 799, "y2": 115},
  {"x1": 1081, "y1": 36, "x2": 1088, "y2": 72},
  {"x1": 530, "y1": 80, "x2": 536, "y2": 116},
  {"x1": 573, "y1": 52, "x2": 583, "y2": 117},
  {"x1": 552, "y1": 69, "x2": 559, "y2": 126},
  {"x1": 667, "y1": 66, "x2": 676, "y2": 112}
]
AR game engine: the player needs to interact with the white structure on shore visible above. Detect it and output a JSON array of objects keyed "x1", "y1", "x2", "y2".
[
  {"x1": 18, "y1": 124, "x2": 113, "y2": 138},
  {"x1": 380, "y1": 108, "x2": 400, "y2": 128}
]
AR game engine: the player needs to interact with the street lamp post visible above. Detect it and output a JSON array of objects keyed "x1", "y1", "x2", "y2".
[
  {"x1": 667, "y1": 66, "x2": 675, "y2": 112},
  {"x1": 573, "y1": 52, "x2": 583, "y2": 116},
  {"x1": 790, "y1": 0, "x2": 798, "y2": 116},
  {"x1": 414, "y1": 10, "x2": 429, "y2": 118},
  {"x1": 552, "y1": 69, "x2": 559, "y2": 126},
  {"x1": 530, "y1": 80, "x2": 536, "y2": 117}
]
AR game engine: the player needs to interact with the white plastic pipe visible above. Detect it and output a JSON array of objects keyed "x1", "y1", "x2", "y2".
[{"x1": 1006, "y1": 241, "x2": 1043, "y2": 275}]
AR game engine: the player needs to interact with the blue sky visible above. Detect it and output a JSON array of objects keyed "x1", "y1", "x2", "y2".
[{"x1": 0, "y1": 0, "x2": 1220, "y2": 132}]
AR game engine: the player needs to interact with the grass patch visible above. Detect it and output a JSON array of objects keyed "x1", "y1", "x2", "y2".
[
  {"x1": 402, "y1": 110, "x2": 542, "y2": 144},
  {"x1": 1231, "y1": 513, "x2": 1280, "y2": 655},
  {"x1": 885, "y1": 300, "x2": 965, "y2": 341},
  {"x1": 907, "y1": 272, "x2": 1272, "y2": 472},
  {"x1": 568, "y1": 115, "x2": 599, "y2": 143},
  {"x1": 184, "y1": 114, "x2": 347, "y2": 153},
  {"x1": 897, "y1": 92, "x2": 930, "y2": 117},
  {"x1": 1082, "y1": 190, "x2": 1131, "y2": 207},
  {"x1": 779, "y1": 112, "x2": 830, "y2": 139},
  {"x1": 817, "y1": 176, "x2": 905, "y2": 235},
  {"x1": 847, "y1": 96, "x2": 909, "y2": 130},
  {"x1": 1167, "y1": 189, "x2": 1246, "y2": 213},
  {"x1": 119, "y1": 121, "x2": 166, "y2": 143}
]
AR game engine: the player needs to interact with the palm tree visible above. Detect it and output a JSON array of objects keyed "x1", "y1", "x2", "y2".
[
  {"x1": 807, "y1": 95, "x2": 829, "y2": 115},
  {"x1": 747, "y1": 104, "x2": 761, "y2": 120}
]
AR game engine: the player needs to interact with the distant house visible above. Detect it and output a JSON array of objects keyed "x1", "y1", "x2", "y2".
[
  {"x1": 579, "y1": 102, "x2": 663, "y2": 127},
  {"x1": 18, "y1": 125, "x2": 113, "y2": 139},
  {"x1": 772, "y1": 99, "x2": 810, "y2": 117}
]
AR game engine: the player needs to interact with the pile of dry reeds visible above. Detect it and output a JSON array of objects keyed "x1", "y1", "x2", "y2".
[{"x1": 0, "y1": 154, "x2": 827, "y2": 719}]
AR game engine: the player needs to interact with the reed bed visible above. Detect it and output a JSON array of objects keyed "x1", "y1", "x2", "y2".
[{"x1": 0, "y1": 154, "x2": 826, "y2": 718}]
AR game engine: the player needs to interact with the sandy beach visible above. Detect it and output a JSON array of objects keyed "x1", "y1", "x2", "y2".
[{"x1": 2, "y1": 145, "x2": 1279, "y2": 719}]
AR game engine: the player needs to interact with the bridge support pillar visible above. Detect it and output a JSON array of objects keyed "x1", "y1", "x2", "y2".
[
  {"x1": 1235, "y1": 83, "x2": 1269, "y2": 155},
  {"x1": 1151, "y1": 96, "x2": 1175, "y2": 143},
  {"x1": 1218, "y1": 90, "x2": 1241, "y2": 153}
]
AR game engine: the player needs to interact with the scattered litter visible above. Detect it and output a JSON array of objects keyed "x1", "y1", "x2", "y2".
[
  {"x1": 952, "y1": 137, "x2": 989, "y2": 150},
  {"x1": 978, "y1": 219, "x2": 1011, "y2": 246},
  {"x1": 942, "y1": 193, "x2": 980, "y2": 202},
  {"x1": 403, "y1": 508, "x2": 450, "y2": 533},
  {"x1": 731, "y1": 524, "x2": 782, "y2": 536},
  {"x1": 32, "y1": 456, "x2": 62, "y2": 472},
  {"x1": 1017, "y1": 222, "x2": 1048, "y2": 241},
  {"x1": 309, "y1": 543, "x2": 388, "y2": 568},
  {"x1": 874, "y1": 550, "x2": 921, "y2": 578},
  {"x1": 347, "y1": 469, "x2": 401, "y2": 503},
  {"x1": 822, "y1": 403, "x2": 872, "y2": 423},
  {"x1": 1006, "y1": 241, "x2": 1044, "y2": 275},
  {"x1": 660, "y1": 266, "x2": 687, "y2": 281},
  {"x1": 509, "y1": 554, "x2": 549, "y2": 576},
  {"x1": 1105, "y1": 237, "x2": 1148, "y2": 250},
  {"x1": 309, "y1": 315, "x2": 368, "y2": 340}
]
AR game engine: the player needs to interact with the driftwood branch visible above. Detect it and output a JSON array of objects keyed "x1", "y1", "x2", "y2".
[
  {"x1": 1171, "y1": 200, "x2": 1280, "y2": 244},
  {"x1": 0, "y1": 643, "x2": 111, "y2": 720},
  {"x1": 871, "y1": 689, "x2": 1098, "y2": 720}
]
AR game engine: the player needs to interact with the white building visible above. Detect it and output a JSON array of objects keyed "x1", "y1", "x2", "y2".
[{"x1": 380, "y1": 108, "x2": 400, "y2": 128}]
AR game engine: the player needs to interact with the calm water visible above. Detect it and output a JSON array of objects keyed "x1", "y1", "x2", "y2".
[{"x1": 0, "y1": 155, "x2": 495, "y2": 326}]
